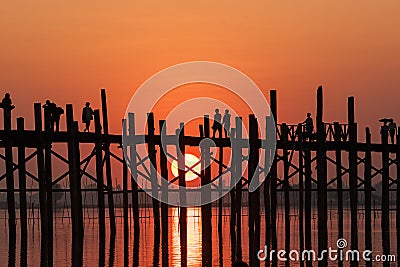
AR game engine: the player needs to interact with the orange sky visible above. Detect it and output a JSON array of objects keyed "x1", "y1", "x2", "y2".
[{"x1": 1, "y1": 0, "x2": 399, "y2": 141}]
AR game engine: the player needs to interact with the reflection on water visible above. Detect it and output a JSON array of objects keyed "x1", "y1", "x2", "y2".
[{"x1": 0, "y1": 207, "x2": 398, "y2": 266}]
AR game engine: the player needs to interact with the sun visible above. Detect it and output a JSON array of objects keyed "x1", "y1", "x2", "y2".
[{"x1": 171, "y1": 154, "x2": 201, "y2": 182}]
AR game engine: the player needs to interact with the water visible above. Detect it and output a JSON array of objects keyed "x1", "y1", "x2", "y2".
[{"x1": 0, "y1": 207, "x2": 398, "y2": 266}]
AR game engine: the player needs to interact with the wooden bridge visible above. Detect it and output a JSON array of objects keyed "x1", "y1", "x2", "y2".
[{"x1": 0, "y1": 87, "x2": 399, "y2": 267}]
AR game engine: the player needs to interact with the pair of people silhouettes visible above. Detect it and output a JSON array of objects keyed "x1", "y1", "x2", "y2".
[
  {"x1": 212, "y1": 109, "x2": 231, "y2": 138},
  {"x1": 42, "y1": 100, "x2": 64, "y2": 132}
]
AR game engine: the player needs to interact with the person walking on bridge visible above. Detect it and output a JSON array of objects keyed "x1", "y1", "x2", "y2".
[
  {"x1": 82, "y1": 102, "x2": 94, "y2": 132},
  {"x1": 303, "y1": 112, "x2": 314, "y2": 140}
]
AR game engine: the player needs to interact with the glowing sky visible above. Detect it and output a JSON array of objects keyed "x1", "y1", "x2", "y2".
[{"x1": 1, "y1": 1, "x2": 399, "y2": 141}]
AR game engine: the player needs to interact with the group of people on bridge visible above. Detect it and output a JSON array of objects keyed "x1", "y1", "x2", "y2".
[{"x1": 0, "y1": 93, "x2": 95, "y2": 132}]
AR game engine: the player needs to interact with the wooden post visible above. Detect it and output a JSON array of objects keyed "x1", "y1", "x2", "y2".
[
  {"x1": 101, "y1": 89, "x2": 116, "y2": 235},
  {"x1": 333, "y1": 122, "x2": 344, "y2": 242},
  {"x1": 17, "y1": 117, "x2": 27, "y2": 265},
  {"x1": 364, "y1": 127, "x2": 372, "y2": 266},
  {"x1": 34, "y1": 103, "x2": 48, "y2": 265},
  {"x1": 3, "y1": 99, "x2": 16, "y2": 241},
  {"x1": 298, "y1": 123, "x2": 304, "y2": 267},
  {"x1": 316, "y1": 86, "x2": 328, "y2": 266},
  {"x1": 381, "y1": 116, "x2": 390, "y2": 265},
  {"x1": 264, "y1": 118, "x2": 272, "y2": 267},
  {"x1": 66, "y1": 105, "x2": 84, "y2": 239},
  {"x1": 269, "y1": 90, "x2": 278, "y2": 266},
  {"x1": 217, "y1": 117, "x2": 223, "y2": 236},
  {"x1": 128, "y1": 113, "x2": 139, "y2": 231},
  {"x1": 282, "y1": 123, "x2": 290, "y2": 265},
  {"x1": 94, "y1": 110, "x2": 106, "y2": 242},
  {"x1": 201, "y1": 115, "x2": 212, "y2": 267},
  {"x1": 248, "y1": 114, "x2": 260, "y2": 267},
  {"x1": 348, "y1": 96, "x2": 359, "y2": 263},
  {"x1": 122, "y1": 119, "x2": 129, "y2": 267},
  {"x1": 333, "y1": 122, "x2": 344, "y2": 266},
  {"x1": 147, "y1": 113, "x2": 160, "y2": 232},
  {"x1": 177, "y1": 123, "x2": 187, "y2": 267},
  {"x1": 44, "y1": 107, "x2": 53, "y2": 265},
  {"x1": 230, "y1": 125, "x2": 237, "y2": 262},
  {"x1": 235, "y1": 117, "x2": 243, "y2": 261},
  {"x1": 304, "y1": 148, "x2": 312, "y2": 267},
  {"x1": 159, "y1": 120, "x2": 169, "y2": 267},
  {"x1": 397, "y1": 127, "x2": 400, "y2": 267}
]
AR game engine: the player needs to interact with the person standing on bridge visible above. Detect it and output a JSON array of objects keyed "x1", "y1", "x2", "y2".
[
  {"x1": 212, "y1": 108, "x2": 222, "y2": 138},
  {"x1": 388, "y1": 120, "x2": 397, "y2": 144},
  {"x1": 303, "y1": 112, "x2": 314, "y2": 140},
  {"x1": 0, "y1": 93, "x2": 15, "y2": 110},
  {"x1": 222, "y1": 109, "x2": 231, "y2": 137},
  {"x1": 81, "y1": 102, "x2": 94, "y2": 132}
]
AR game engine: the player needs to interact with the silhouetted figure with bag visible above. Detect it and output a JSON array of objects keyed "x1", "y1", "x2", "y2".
[
  {"x1": 222, "y1": 109, "x2": 231, "y2": 137},
  {"x1": 212, "y1": 108, "x2": 222, "y2": 138},
  {"x1": 82, "y1": 102, "x2": 94, "y2": 132}
]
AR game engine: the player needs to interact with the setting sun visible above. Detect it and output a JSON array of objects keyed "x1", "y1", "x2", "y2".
[{"x1": 171, "y1": 154, "x2": 201, "y2": 182}]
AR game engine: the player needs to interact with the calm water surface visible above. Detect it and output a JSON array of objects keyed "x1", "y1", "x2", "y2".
[{"x1": 0, "y1": 207, "x2": 397, "y2": 266}]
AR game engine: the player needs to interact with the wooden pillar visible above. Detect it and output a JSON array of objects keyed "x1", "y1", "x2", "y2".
[
  {"x1": 230, "y1": 126, "x2": 237, "y2": 262},
  {"x1": 3, "y1": 100, "x2": 16, "y2": 240},
  {"x1": 248, "y1": 114, "x2": 260, "y2": 267},
  {"x1": 94, "y1": 110, "x2": 106, "y2": 242},
  {"x1": 235, "y1": 117, "x2": 243, "y2": 261},
  {"x1": 364, "y1": 127, "x2": 372, "y2": 266},
  {"x1": 122, "y1": 119, "x2": 129, "y2": 266},
  {"x1": 333, "y1": 122, "x2": 344, "y2": 241},
  {"x1": 316, "y1": 86, "x2": 327, "y2": 266},
  {"x1": 282, "y1": 123, "x2": 290, "y2": 265},
  {"x1": 34, "y1": 103, "x2": 48, "y2": 265},
  {"x1": 44, "y1": 107, "x2": 53, "y2": 265},
  {"x1": 348, "y1": 96, "x2": 359, "y2": 264},
  {"x1": 397, "y1": 127, "x2": 400, "y2": 267},
  {"x1": 298, "y1": 123, "x2": 304, "y2": 267},
  {"x1": 218, "y1": 144, "x2": 223, "y2": 235},
  {"x1": 269, "y1": 90, "x2": 278, "y2": 266},
  {"x1": 264, "y1": 117, "x2": 272, "y2": 267},
  {"x1": 380, "y1": 116, "x2": 390, "y2": 265},
  {"x1": 66, "y1": 105, "x2": 84, "y2": 240},
  {"x1": 101, "y1": 89, "x2": 116, "y2": 235},
  {"x1": 147, "y1": 113, "x2": 160, "y2": 232},
  {"x1": 128, "y1": 113, "x2": 140, "y2": 231},
  {"x1": 304, "y1": 148, "x2": 312, "y2": 267},
  {"x1": 177, "y1": 123, "x2": 187, "y2": 267},
  {"x1": 333, "y1": 122, "x2": 344, "y2": 266},
  {"x1": 159, "y1": 120, "x2": 169, "y2": 267},
  {"x1": 17, "y1": 117, "x2": 27, "y2": 265},
  {"x1": 201, "y1": 116, "x2": 212, "y2": 267}
]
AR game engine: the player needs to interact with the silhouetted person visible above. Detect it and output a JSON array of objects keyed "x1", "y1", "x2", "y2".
[
  {"x1": 43, "y1": 100, "x2": 63, "y2": 132},
  {"x1": 0, "y1": 93, "x2": 15, "y2": 110},
  {"x1": 303, "y1": 112, "x2": 314, "y2": 140},
  {"x1": 222, "y1": 109, "x2": 231, "y2": 137},
  {"x1": 388, "y1": 120, "x2": 397, "y2": 144},
  {"x1": 53, "y1": 106, "x2": 64, "y2": 132},
  {"x1": 82, "y1": 102, "x2": 94, "y2": 132},
  {"x1": 232, "y1": 261, "x2": 249, "y2": 267},
  {"x1": 212, "y1": 108, "x2": 222, "y2": 138},
  {"x1": 380, "y1": 118, "x2": 392, "y2": 142}
]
